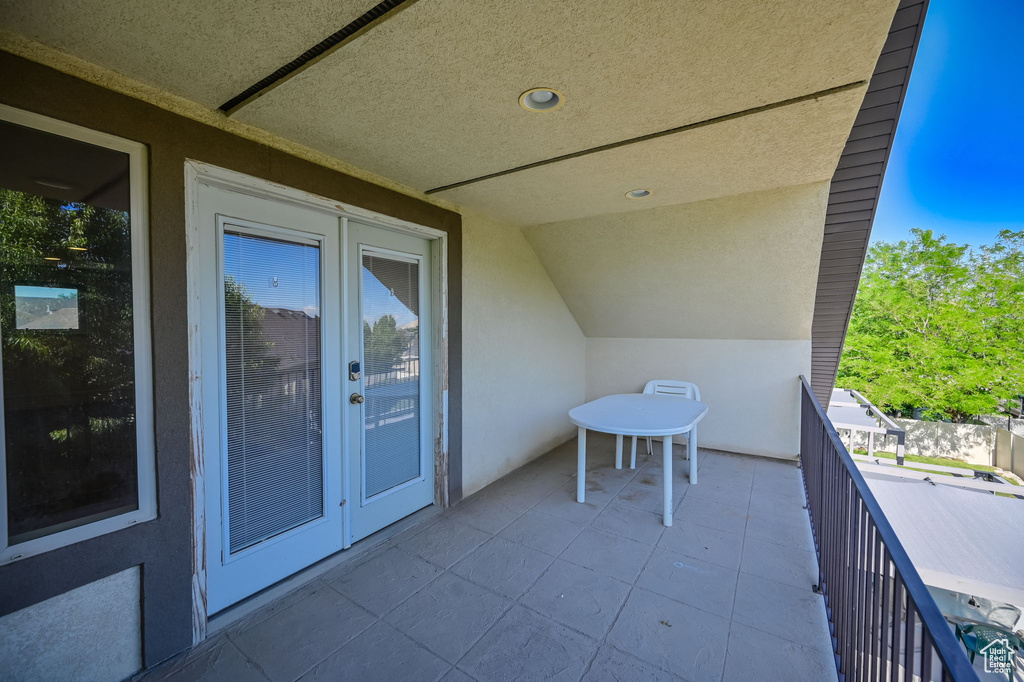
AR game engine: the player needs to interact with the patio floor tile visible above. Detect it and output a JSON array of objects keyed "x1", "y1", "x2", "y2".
[
  {"x1": 591, "y1": 502, "x2": 666, "y2": 545},
  {"x1": 396, "y1": 517, "x2": 491, "y2": 569},
  {"x1": 328, "y1": 547, "x2": 443, "y2": 616},
  {"x1": 450, "y1": 536, "x2": 554, "y2": 599},
  {"x1": 722, "y1": 622, "x2": 836, "y2": 681},
  {"x1": 739, "y1": 536, "x2": 819, "y2": 590},
  {"x1": 141, "y1": 636, "x2": 267, "y2": 682},
  {"x1": 560, "y1": 527, "x2": 654, "y2": 583},
  {"x1": 607, "y1": 588, "x2": 729, "y2": 682},
  {"x1": 656, "y1": 521, "x2": 744, "y2": 570},
  {"x1": 681, "y1": 479, "x2": 752, "y2": 509},
  {"x1": 730, "y1": 573, "x2": 832, "y2": 653},
  {"x1": 498, "y1": 510, "x2": 586, "y2": 556},
  {"x1": 614, "y1": 481, "x2": 685, "y2": 516},
  {"x1": 384, "y1": 572, "x2": 509, "y2": 664},
  {"x1": 636, "y1": 548, "x2": 738, "y2": 616},
  {"x1": 458, "y1": 605, "x2": 597, "y2": 682},
  {"x1": 581, "y1": 645, "x2": 681, "y2": 681},
  {"x1": 744, "y1": 508, "x2": 817, "y2": 550},
  {"x1": 298, "y1": 621, "x2": 449, "y2": 682},
  {"x1": 444, "y1": 494, "x2": 523, "y2": 534},
  {"x1": 231, "y1": 585, "x2": 376, "y2": 680},
  {"x1": 137, "y1": 441, "x2": 834, "y2": 682},
  {"x1": 673, "y1": 496, "x2": 749, "y2": 535},
  {"x1": 519, "y1": 559, "x2": 631, "y2": 639}
]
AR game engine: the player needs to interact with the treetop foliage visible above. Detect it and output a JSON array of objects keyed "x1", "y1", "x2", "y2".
[{"x1": 837, "y1": 228, "x2": 1024, "y2": 423}]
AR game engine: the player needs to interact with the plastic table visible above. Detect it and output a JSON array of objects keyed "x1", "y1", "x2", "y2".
[{"x1": 569, "y1": 393, "x2": 709, "y2": 526}]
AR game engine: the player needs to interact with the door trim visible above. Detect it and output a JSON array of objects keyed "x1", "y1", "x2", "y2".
[{"x1": 183, "y1": 160, "x2": 450, "y2": 643}]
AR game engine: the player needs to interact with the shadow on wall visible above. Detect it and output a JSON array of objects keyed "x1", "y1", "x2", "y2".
[{"x1": 851, "y1": 419, "x2": 996, "y2": 466}]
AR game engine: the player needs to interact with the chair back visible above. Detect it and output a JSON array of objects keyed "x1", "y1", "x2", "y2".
[{"x1": 643, "y1": 379, "x2": 700, "y2": 402}]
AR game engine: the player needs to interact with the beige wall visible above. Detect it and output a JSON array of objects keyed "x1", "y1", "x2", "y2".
[
  {"x1": 587, "y1": 338, "x2": 810, "y2": 459},
  {"x1": 461, "y1": 211, "x2": 586, "y2": 496},
  {"x1": 523, "y1": 183, "x2": 828, "y2": 340},
  {"x1": 517, "y1": 184, "x2": 829, "y2": 461},
  {"x1": 0, "y1": 566, "x2": 141, "y2": 681}
]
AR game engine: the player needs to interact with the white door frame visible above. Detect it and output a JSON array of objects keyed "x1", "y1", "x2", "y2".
[{"x1": 183, "y1": 160, "x2": 450, "y2": 642}]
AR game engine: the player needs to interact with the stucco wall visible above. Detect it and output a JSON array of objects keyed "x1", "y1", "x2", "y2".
[
  {"x1": 520, "y1": 184, "x2": 828, "y2": 460},
  {"x1": 586, "y1": 338, "x2": 810, "y2": 459},
  {"x1": 461, "y1": 211, "x2": 586, "y2": 495},
  {"x1": 0, "y1": 566, "x2": 141, "y2": 682},
  {"x1": 523, "y1": 183, "x2": 828, "y2": 340}
]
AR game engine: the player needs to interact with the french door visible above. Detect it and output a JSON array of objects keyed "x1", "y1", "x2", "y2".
[
  {"x1": 346, "y1": 222, "x2": 433, "y2": 543},
  {"x1": 196, "y1": 184, "x2": 434, "y2": 614}
]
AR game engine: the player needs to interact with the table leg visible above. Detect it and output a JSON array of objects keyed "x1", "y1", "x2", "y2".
[
  {"x1": 615, "y1": 433, "x2": 623, "y2": 469},
  {"x1": 689, "y1": 426, "x2": 698, "y2": 485},
  {"x1": 577, "y1": 427, "x2": 587, "y2": 503},
  {"x1": 630, "y1": 436, "x2": 637, "y2": 469},
  {"x1": 663, "y1": 434, "x2": 673, "y2": 527}
]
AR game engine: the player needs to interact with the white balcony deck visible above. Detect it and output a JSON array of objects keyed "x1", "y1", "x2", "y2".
[{"x1": 139, "y1": 434, "x2": 834, "y2": 681}]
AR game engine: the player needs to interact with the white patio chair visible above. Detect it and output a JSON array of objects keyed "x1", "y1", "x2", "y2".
[{"x1": 631, "y1": 380, "x2": 701, "y2": 468}]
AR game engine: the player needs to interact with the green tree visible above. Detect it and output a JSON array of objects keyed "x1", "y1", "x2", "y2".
[
  {"x1": 363, "y1": 314, "x2": 405, "y2": 375},
  {"x1": 838, "y1": 228, "x2": 1024, "y2": 422}
]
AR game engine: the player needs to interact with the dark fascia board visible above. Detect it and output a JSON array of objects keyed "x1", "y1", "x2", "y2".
[{"x1": 810, "y1": 0, "x2": 929, "y2": 408}]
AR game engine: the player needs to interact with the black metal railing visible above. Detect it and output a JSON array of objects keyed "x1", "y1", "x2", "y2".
[{"x1": 799, "y1": 377, "x2": 978, "y2": 681}]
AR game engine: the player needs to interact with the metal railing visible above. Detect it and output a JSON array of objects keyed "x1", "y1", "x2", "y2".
[{"x1": 799, "y1": 377, "x2": 978, "y2": 681}]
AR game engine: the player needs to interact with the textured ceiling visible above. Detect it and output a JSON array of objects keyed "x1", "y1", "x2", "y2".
[
  {"x1": 523, "y1": 183, "x2": 830, "y2": 340},
  {"x1": 1, "y1": 0, "x2": 899, "y2": 227},
  {"x1": 235, "y1": 0, "x2": 897, "y2": 191},
  {"x1": 435, "y1": 86, "x2": 866, "y2": 226},
  {"x1": 0, "y1": 0, "x2": 380, "y2": 108}
]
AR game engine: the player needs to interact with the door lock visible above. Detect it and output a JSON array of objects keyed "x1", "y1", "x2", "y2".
[
  {"x1": 350, "y1": 393, "x2": 365, "y2": 405},
  {"x1": 348, "y1": 361, "x2": 361, "y2": 381}
]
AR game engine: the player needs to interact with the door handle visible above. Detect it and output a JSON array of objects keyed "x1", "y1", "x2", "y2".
[{"x1": 350, "y1": 393, "x2": 365, "y2": 405}]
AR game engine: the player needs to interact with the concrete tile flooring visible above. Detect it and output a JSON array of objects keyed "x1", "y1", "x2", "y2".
[{"x1": 138, "y1": 434, "x2": 835, "y2": 682}]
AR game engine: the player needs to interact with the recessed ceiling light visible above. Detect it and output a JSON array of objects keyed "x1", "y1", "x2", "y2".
[
  {"x1": 519, "y1": 88, "x2": 564, "y2": 112},
  {"x1": 625, "y1": 189, "x2": 653, "y2": 199}
]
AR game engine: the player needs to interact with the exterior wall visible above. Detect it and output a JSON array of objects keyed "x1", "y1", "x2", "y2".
[
  {"x1": 525, "y1": 184, "x2": 828, "y2": 460},
  {"x1": 0, "y1": 567, "x2": 141, "y2": 682},
  {"x1": 0, "y1": 51, "x2": 462, "y2": 669},
  {"x1": 461, "y1": 211, "x2": 585, "y2": 496},
  {"x1": 523, "y1": 183, "x2": 828, "y2": 341},
  {"x1": 586, "y1": 339, "x2": 810, "y2": 459}
]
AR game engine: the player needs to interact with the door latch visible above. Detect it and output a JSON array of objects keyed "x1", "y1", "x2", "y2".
[{"x1": 350, "y1": 393, "x2": 364, "y2": 404}]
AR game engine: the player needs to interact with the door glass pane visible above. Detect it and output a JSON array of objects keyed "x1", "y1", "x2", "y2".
[
  {"x1": 1, "y1": 120, "x2": 140, "y2": 544},
  {"x1": 361, "y1": 253, "x2": 420, "y2": 498},
  {"x1": 224, "y1": 231, "x2": 323, "y2": 553}
]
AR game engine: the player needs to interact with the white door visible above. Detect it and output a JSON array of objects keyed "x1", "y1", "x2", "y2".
[
  {"x1": 198, "y1": 185, "x2": 343, "y2": 614},
  {"x1": 197, "y1": 184, "x2": 436, "y2": 613},
  {"x1": 346, "y1": 221, "x2": 434, "y2": 543}
]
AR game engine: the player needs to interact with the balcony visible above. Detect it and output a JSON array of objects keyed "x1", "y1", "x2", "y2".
[{"x1": 140, "y1": 433, "x2": 834, "y2": 681}]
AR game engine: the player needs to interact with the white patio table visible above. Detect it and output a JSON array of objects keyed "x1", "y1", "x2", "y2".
[{"x1": 569, "y1": 393, "x2": 709, "y2": 526}]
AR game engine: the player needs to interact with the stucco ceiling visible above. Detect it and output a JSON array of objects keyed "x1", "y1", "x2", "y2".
[
  {"x1": 235, "y1": 0, "x2": 896, "y2": 192},
  {"x1": 436, "y1": 86, "x2": 866, "y2": 226},
  {"x1": 0, "y1": 0, "x2": 381, "y2": 108},
  {"x1": 1, "y1": 0, "x2": 899, "y2": 226}
]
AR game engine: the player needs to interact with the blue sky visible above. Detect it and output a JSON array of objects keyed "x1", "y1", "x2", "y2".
[{"x1": 871, "y1": 0, "x2": 1023, "y2": 247}]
